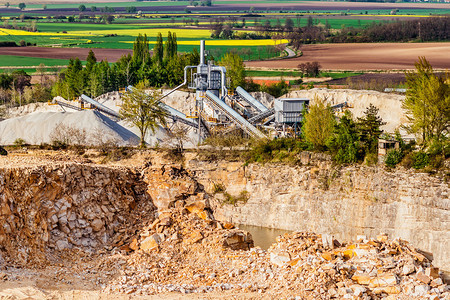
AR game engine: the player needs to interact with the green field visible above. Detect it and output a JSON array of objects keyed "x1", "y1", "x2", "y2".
[
  {"x1": 0, "y1": 55, "x2": 75, "y2": 67},
  {"x1": 0, "y1": 55, "x2": 85, "y2": 73}
]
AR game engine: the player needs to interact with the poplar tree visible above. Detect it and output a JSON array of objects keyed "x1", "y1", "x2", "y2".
[
  {"x1": 132, "y1": 33, "x2": 149, "y2": 64},
  {"x1": 172, "y1": 32, "x2": 178, "y2": 57},
  {"x1": 85, "y1": 49, "x2": 97, "y2": 72},
  {"x1": 164, "y1": 31, "x2": 173, "y2": 59},
  {"x1": 153, "y1": 33, "x2": 164, "y2": 64}
]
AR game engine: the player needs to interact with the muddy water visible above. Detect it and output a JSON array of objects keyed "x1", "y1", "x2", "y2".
[{"x1": 237, "y1": 224, "x2": 292, "y2": 250}]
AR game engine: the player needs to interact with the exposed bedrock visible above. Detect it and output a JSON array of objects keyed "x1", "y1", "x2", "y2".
[{"x1": 178, "y1": 154, "x2": 449, "y2": 272}]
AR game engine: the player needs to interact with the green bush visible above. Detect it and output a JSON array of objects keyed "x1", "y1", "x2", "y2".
[
  {"x1": 247, "y1": 138, "x2": 310, "y2": 163},
  {"x1": 385, "y1": 149, "x2": 403, "y2": 168},
  {"x1": 51, "y1": 140, "x2": 68, "y2": 150},
  {"x1": 0, "y1": 146, "x2": 7, "y2": 156},
  {"x1": 400, "y1": 152, "x2": 413, "y2": 169},
  {"x1": 13, "y1": 138, "x2": 28, "y2": 147},
  {"x1": 213, "y1": 182, "x2": 226, "y2": 193},
  {"x1": 260, "y1": 80, "x2": 289, "y2": 98},
  {"x1": 427, "y1": 138, "x2": 450, "y2": 158},
  {"x1": 222, "y1": 190, "x2": 249, "y2": 206},
  {"x1": 411, "y1": 151, "x2": 429, "y2": 169},
  {"x1": 364, "y1": 153, "x2": 378, "y2": 166},
  {"x1": 428, "y1": 155, "x2": 444, "y2": 169}
]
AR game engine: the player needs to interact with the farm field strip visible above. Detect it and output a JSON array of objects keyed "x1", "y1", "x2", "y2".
[
  {"x1": 0, "y1": 55, "x2": 78, "y2": 67},
  {"x1": 246, "y1": 42, "x2": 450, "y2": 71},
  {"x1": 22, "y1": 1, "x2": 191, "y2": 9},
  {"x1": 119, "y1": 39, "x2": 289, "y2": 46}
]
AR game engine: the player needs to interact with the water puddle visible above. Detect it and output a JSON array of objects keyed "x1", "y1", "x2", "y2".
[{"x1": 237, "y1": 224, "x2": 292, "y2": 250}]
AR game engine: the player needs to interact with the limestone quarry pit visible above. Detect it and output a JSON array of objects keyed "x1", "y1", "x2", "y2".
[{"x1": 0, "y1": 150, "x2": 448, "y2": 299}]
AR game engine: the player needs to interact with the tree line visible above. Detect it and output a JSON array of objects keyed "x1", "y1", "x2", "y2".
[
  {"x1": 51, "y1": 32, "x2": 200, "y2": 100},
  {"x1": 208, "y1": 16, "x2": 449, "y2": 45},
  {"x1": 301, "y1": 57, "x2": 448, "y2": 169},
  {"x1": 288, "y1": 16, "x2": 449, "y2": 47},
  {"x1": 247, "y1": 58, "x2": 448, "y2": 171}
]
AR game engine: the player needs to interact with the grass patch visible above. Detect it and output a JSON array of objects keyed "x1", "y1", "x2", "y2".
[
  {"x1": 320, "y1": 71, "x2": 363, "y2": 79},
  {"x1": 245, "y1": 138, "x2": 311, "y2": 164},
  {"x1": 0, "y1": 55, "x2": 80, "y2": 67},
  {"x1": 213, "y1": 182, "x2": 249, "y2": 206}
]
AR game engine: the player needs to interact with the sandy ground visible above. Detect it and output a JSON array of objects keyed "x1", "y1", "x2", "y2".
[
  {"x1": 0, "y1": 280, "x2": 260, "y2": 299},
  {"x1": 246, "y1": 43, "x2": 450, "y2": 71}
]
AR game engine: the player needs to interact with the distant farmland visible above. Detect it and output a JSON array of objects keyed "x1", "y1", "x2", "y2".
[
  {"x1": 0, "y1": 0, "x2": 448, "y2": 71},
  {"x1": 246, "y1": 43, "x2": 450, "y2": 71}
]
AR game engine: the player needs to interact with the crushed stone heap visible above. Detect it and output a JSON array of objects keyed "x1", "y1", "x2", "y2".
[{"x1": 103, "y1": 213, "x2": 448, "y2": 299}]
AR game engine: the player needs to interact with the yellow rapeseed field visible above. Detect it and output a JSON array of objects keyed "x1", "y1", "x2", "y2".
[
  {"x1": 0, "y1": 28, "x2": 54, "y2": 36},
  {"x1": 69, "y1": 28, "x2": 212, "y2": 38}
]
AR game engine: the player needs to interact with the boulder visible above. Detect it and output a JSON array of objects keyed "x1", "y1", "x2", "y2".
[
  {"x1": 222, "y1": 230, "x2": 253, "y2": 250},
  {"x1": 140, "y1": 234, "x2": 163, "y2": 252}
]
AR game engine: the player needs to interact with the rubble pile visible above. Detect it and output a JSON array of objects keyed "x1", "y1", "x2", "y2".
[
  {"x1": 99, "y1": 202, "x2": 255, "y2": 295},
  {"x1": 0, "y1": 164, "x2": 154, "y2": 267},
  {"x1": 264, "y1": 233, "x2": 449, "y2": 299},
  {"x1": 96, "y1": 203, "x2": 449, "y2": 299}
]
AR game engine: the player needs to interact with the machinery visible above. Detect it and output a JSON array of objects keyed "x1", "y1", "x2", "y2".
[
  {"x1": 132, "y1": 40, "x2": 318, "y2": 140},
  {"x1": 159, "y1": 40, "x2": 269, "y2": 139},
  {"x1": 54, "y1": 40, "x2": 322, "y2": 142}
]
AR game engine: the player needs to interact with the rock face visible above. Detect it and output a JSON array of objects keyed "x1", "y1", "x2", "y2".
[
  {"x1": 142, "y1": 164, "x2": 199, "y2": 210},
  {"x1": 183, "y1": 153, "x2": 449, "y2": 272},
  {"x1": 0, "y1": 164, "x2": 154, "y2": 265}
]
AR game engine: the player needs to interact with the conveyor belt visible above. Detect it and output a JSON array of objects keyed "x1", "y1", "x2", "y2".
[
  {"x1": 205, "y1": 91, "x2": 266, "y2": 139},
  {"x1": 55, "y1": 100, "x2": 82, "y2": 111},
  {"x1": 248, "y1": 108, "x2": 275, "y2": 124},
  {"x1": 236, "y1": 86, "x2": 268, "y2": 113},
  {"x1": 80, "y1": 94, "x2": 120, "y2": 119}
]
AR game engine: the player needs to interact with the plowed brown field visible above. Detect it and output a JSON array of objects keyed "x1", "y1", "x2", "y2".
[{"x1": 246, "y1": 43, "x2": 450, "y2": 71}]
